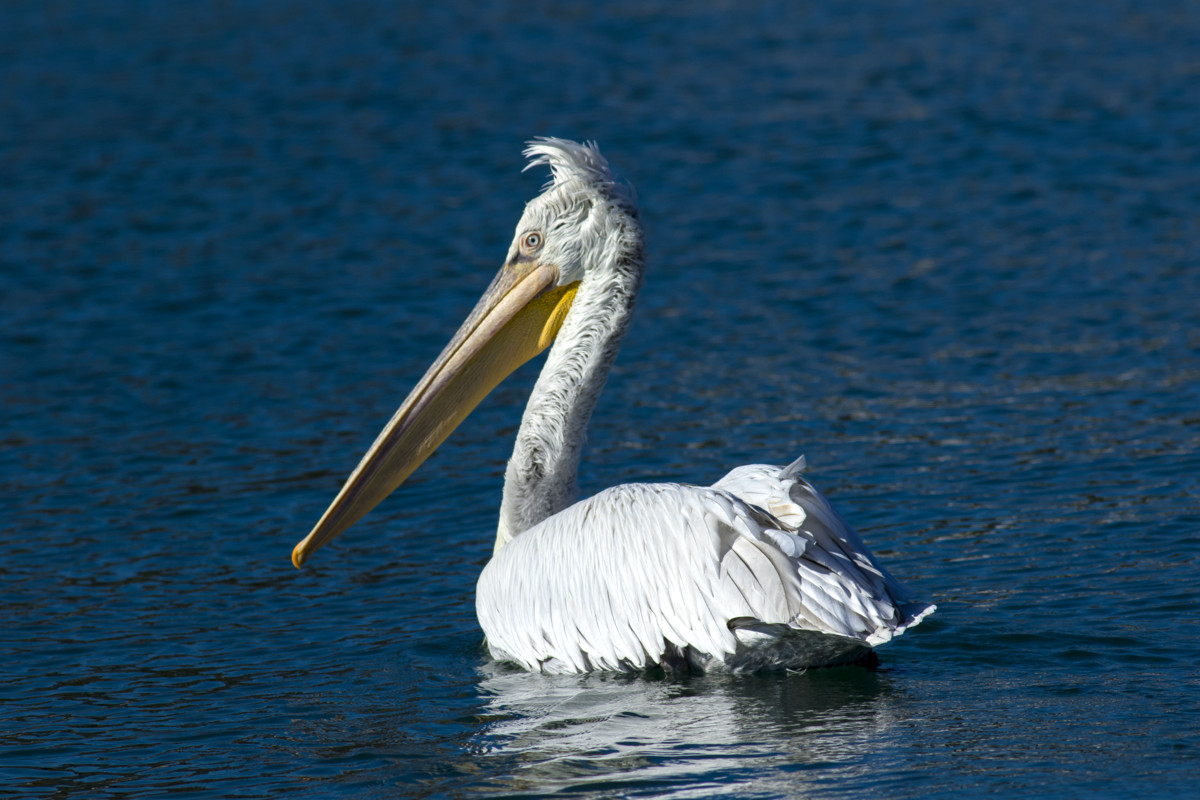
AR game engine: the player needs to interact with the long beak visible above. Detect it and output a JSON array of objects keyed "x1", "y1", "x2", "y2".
[{"x1": 292, "y1": 259, "x2": 579, "y2": 567}]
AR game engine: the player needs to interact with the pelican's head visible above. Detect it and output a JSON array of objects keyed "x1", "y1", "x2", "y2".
[
  {"x1": 291, "y1": 138, "x2": 640, "y2": 567},
  {"x1": 509, "y1": 138, "x2": 639, "y2": 288}
]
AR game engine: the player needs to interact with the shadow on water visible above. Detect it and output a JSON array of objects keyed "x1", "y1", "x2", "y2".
[{"x1": 464, "y1": 661, "x2": 903, "y2": 797}]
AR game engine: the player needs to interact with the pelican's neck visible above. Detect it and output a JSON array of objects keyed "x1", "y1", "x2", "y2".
[{"x1": 495, "y1": 247, "x2": 643, "y2": 552}]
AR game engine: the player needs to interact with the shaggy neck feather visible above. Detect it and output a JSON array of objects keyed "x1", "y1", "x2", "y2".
[{"x1": 495, "y1": 244, "x2": 643, "y2": 552}]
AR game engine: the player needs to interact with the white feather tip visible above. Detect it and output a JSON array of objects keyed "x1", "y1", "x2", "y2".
[{"x1": 781, "y1": 455, "x2": 808, "y2": 478}]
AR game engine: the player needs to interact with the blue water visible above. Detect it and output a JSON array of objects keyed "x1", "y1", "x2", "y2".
[{"x1": 3, "y1": 1, "x2": 1199, "y2": 797}]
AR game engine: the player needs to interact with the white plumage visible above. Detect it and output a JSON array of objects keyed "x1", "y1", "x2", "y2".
[
  {"x1": 292, "y1": 138, "x2": 934, "y2": 673},
  {"x1": 480, "y1": 458, "x2": 933, "y2": 673}
]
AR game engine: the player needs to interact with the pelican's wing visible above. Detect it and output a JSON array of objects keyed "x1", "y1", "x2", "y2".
[
  {"x1": 712, "y1": 457, "x2": 935, "y2": 647},
  {"x1": 476, "y1": 460, "x2": 934, "y2": 673}
]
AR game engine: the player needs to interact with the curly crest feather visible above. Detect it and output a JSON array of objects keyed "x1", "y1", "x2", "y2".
[{"x1": 523, "y1": 137, "x2": 637, "y2": 213}]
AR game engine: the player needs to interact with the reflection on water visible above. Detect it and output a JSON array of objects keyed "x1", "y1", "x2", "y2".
[{"x1": 469, "y1": 663, "x2": 901, "y2": 796}]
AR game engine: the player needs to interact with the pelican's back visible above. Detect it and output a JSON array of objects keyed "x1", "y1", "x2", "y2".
[{"x1": 476, "y1": 460, "x2": 934, "y2": 673}]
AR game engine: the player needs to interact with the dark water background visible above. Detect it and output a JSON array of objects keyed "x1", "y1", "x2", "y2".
[{"x1": 3, "y1": 1, "x2": 1199, "y2": 797}]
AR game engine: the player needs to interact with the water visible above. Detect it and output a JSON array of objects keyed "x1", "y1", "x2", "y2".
[{"x1": 3, "y1": 0, "x2": 1199, "y2": 797}]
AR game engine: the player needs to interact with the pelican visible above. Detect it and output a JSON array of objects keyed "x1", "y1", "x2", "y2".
[{"x1": 291, "y1": 138, "x2": 934, "y2": 673}]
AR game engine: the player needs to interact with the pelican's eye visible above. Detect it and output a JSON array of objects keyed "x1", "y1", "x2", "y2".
[{"x1": 520, "y1": 231, "x2": 543, "y2": 254}]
